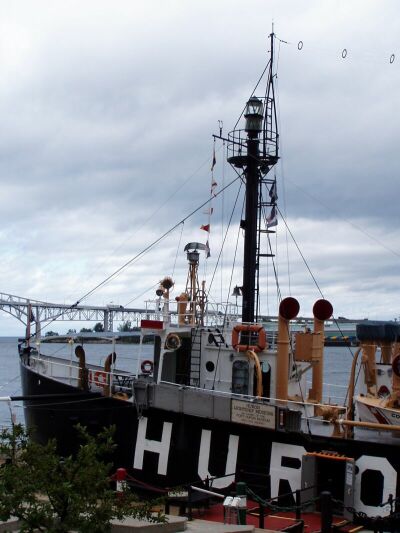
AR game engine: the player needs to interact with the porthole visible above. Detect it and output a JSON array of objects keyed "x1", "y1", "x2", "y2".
[{"x1": 205, "y1": 361, "x2": 215, "y2": 372}]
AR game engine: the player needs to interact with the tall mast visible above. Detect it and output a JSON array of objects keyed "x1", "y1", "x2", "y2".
[{"x1": 227, "y1": 32, "x2": 279, "y2": 323}]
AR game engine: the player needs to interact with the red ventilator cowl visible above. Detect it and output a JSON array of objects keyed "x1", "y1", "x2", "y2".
[
  {"x1": 279, "y1": 297, "x2": 300, "y2": 320},
  {"x1": 313, "y1": 299, "x2": 333, "y2": 321}
]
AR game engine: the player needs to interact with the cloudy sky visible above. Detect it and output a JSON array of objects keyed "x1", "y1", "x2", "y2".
[{"x1": 0, "y1": 0, "x2": 399, "y2": 336}]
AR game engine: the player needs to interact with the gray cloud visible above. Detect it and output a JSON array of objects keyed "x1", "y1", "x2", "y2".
[{"x1": 0, "y1": 0, "x2": 400, "y2": 335}]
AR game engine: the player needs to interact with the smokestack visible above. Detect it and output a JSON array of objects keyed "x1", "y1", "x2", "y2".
[
  {"x1": 276, "y1": 297, "x2": 300, "y2": 401},
  {"x1": 308, "y1": 299, "x2": 333, "y2": 403}
]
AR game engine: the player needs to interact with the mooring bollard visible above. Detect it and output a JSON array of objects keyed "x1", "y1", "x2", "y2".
[
  {"x1": 115, "y1": 467, "x2": 127, "y2": 500},
  {"x1": 295, "y1": 489, "x2": 301, "y2": 520},
  {"x1": 236, "y1": 481, "x2": 247, "y2": 525},
  {"x1": 320, "y1": 491, "x2": 333, "y2": 533},
  {"x1": 259, "y1": 503, "x2": 265, "y2": 529}
]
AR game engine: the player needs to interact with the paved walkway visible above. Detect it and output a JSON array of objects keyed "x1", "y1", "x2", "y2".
[{"x1": 1, "y1": 516, "x2": 272, "y2": 532}]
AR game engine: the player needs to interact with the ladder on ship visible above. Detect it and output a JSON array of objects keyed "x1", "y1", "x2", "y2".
[
  {"x1": 255, "y1": 175, "x2": 276, "y2": 320},
  {"x1": 190, "y1": 329, "x2": 202, "y2": 387}
]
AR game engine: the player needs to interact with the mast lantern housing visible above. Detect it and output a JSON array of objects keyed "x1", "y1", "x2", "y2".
[
  {"x1": 244, "y1": 97, "x2": 263, "y2": 134},
  {"x1": 187, "y1": 250, "x2": 200, "y2": 264},
  {"x1": 184, "y1": 242, "x2": 205, "y2": 265}
]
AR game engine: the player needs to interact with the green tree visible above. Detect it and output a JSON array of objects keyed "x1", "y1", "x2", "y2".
[
  {"x1": 117, "y1": 320, "x2": 133, "y2": 332},
  {"x1": 0, "y1": 424, "x2": 164, "y2": 532},
  {"x1": 94, "y1": 322, "x2": 105, "y2": 332},
  {"x1": 45, "y1": 331, "x2": 59, "y2": 337},
  {"x1": 80, "y1": 327, "x2": 93, "y2": 333}
]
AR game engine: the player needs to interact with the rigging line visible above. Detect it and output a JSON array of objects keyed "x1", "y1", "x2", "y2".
[
  {"x1": 265, "y1": 231, "x2": 281, "y2": 302},
  {"x1": 274, "y1": 67, "x2": 292, "y2": 294},
  {"x1": 265, "y1": 203, "x2": 351, "y2": 410},
  {"x1": 265, "y1": 187, "x2": 355, "y2": 364},
  {"x1": 64, "y1": 144, "x2": 225, "y2": 303},
  {"x1": 260, "y1": 203, "x2": 282, "y2": 303},
  {"x1": 211, "y1": 191, "x2": 245, "y2": 392},
  {"x1": 89, "y1": 225, "x2": 180, "y2": 298},
  {"x1": 36, "y1": 175, "x2": 241, "y2": 336},
  {"x1": 221, "y1": 139, "x2": 226, "y2": 305},
  {"x1": 276, "y1": 205, "x2": 325, "y2": 300},
  {"x1": 256, "y1": 180, "x2": 261, "y2": 319},
  {"x1": 343, "y1": 355, "x2": 362, "y2": 409},
  {"x1": 0, "y1": 374, "x2": 20, "y2": 392},
  {"x1": 270, "y1": 279, "x2": 312, "y2": 434},
  {"x1": 259, "y1": 203, "x2": 313, "y2": 431},
  {"x1": 261, "y1": 219, "x2": 311, "y2": 434},
  {"x1": 39, "y1": 342, "x2": 73, "y2": 359},
  {"x1": 266, "y1": 244, "x2": 270, "y2": 316},
  {"x1": 124, "y1": 282, "x2": 160, "y2": 307},
  {"x1": 21, "y1": 395, "x2": 131, "y2": 410},
  {"x1": 329, "y1": 317, "x2": 360, "y2": 362},
  {"x1": 206, "y1": 182, "x2": 243, "y2": 301},
  {"x1": 218, "y1": 194, "x2": 246, "y2": 326},
  {"x1": 225, "y1": 196, "x2": 246, "y2": 315},
  {"x1": 288, "y1": 178, "x2": 400, "y2": 260},
  {"x1": 81, "y1": 176, "x2": 242, "y2": 302},
  {"x1": 171, "y1": 221, "x2": 185, "y2": 278},
  {"x1": 232, "y1": 59, "x2": 271, "y2": 131}
]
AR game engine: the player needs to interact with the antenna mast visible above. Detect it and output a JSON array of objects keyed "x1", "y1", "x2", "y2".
[{"x1": 227, "y1": 32, "x2": 279, "y2": 323}]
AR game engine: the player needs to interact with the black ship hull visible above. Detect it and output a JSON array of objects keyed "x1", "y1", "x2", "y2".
[{"x1": 20, "y1": 358, "x2": 400, "y2": 515}]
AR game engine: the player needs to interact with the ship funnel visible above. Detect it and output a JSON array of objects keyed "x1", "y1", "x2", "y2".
[
  {"x1": 308, "y1": 299, "x2": 333, "y2": 403},
  {"x1": 276, "y1": 297, "x2": 300, "y2": 401}
]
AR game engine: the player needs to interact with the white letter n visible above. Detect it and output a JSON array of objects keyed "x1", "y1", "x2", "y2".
[{"x1": 133, "y1": 417, "x2": 172, "y2": 476}]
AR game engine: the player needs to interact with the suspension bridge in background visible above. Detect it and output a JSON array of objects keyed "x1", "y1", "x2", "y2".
[{"x1": 0, "y1": 291, "x2": 367, "y2": 338}]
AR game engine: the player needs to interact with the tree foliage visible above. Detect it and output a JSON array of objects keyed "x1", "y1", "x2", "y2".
[
  {"x1": 117, "y1": 320, "x2": 134, "y2": 332},
  {"x1": 93, "y1": 322, "x2": 105, "y2": 332},
  {"x1": 0, "y1": 424, "x2": 164, "y2": 532}
]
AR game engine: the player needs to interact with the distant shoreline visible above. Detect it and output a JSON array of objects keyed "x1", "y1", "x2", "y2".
[
  {"x1": 0, "y1": 335, "x2": 153, "y2": 344},
  {"x1": 41, "y1": 336, "x2": 154, "y2": 345}
]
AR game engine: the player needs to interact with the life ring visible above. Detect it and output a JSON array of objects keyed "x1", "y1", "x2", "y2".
[
  {"x1": 165, "y1": 333, "x2": 181, "y2": 351},
  {"x1": 392, "y1": 354, "x2": 400, "y2": 378},
  {"x1": 141, "y1": 360, "x2": 154, "y2": 374},
  {"x1": 232, "y1": 324, "x2": 266, "y2": 353},
  {"x1": 94, "y1": 370, "x2": 108, "y2": 387}
]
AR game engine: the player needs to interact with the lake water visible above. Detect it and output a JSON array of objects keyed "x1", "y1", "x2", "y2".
[{"x1": 0, "y1": 337, "x2": 356, "y2": 429}]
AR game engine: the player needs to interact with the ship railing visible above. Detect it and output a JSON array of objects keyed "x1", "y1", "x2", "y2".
[
  {"x1": 143, "y1": 299, "x2": 197, "y2": 326},
  {"x1": 28, "y1": 354, "x2": 135, "y2": 396},
  {"x1": 142, "y1": 299, "x2": 238, "y2": 328},
  {"x1": 159, "y1": 380, "x2": 348, "y2": 415},
  {"x1": 306, "y1": 380, "x2": 348, "y2": 405}
]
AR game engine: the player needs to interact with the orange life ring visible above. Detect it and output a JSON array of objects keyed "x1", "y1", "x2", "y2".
[
  {"x1": 232, "y1": 324, "x2": 266, "y2": 353},
  {"x1": 141, "y1": 360, "x2": 154, "y2": 374},
  {"x1": 94, "y1": 370, "x2": 108, "y2": 387}
]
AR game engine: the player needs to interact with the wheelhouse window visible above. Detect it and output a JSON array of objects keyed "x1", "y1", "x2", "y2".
[{"x1": 232, "y1": 360, "x2": 249, "y2": 395}]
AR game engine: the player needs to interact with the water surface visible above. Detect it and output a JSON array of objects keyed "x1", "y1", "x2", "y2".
[{"x1": 0, "y1": 338, "x2": 355, "y2": 429}]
